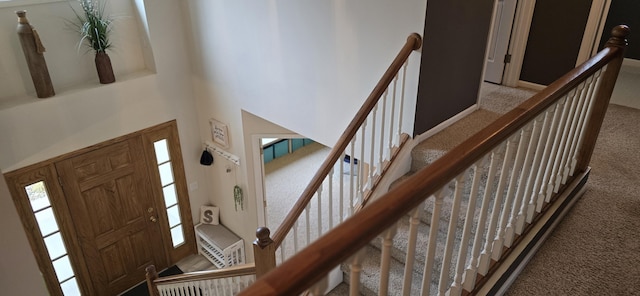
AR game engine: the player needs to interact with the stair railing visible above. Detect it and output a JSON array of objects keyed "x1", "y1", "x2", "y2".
[
  {"x1": 145, "y1": 33, "x2": 423, "y2": 295},
  {"x1": 253, "y1": 33, "x2": 423, "y2": 276},
  {"x1": 145, "y1": 264, "x2": 256, "y2": 296},
  {"x1": 239, "y1": 25, "x2": 629, "y2": 295}
]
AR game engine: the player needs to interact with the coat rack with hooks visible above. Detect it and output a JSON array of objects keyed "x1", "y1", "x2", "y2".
[{"x1": 204, "y1": 141, "x2": 240, "y2": 166}]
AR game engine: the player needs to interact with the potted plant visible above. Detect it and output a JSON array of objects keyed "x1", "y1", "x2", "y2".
[{"x1": 69, "y1": 0, "x2": 115, "y2": 84}]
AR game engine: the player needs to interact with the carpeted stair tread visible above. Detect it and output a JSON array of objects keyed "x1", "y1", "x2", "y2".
[
  {"x1": 341, "y1": 244, "x2": 425, "y2": 296},
  {"x1": 410, "y1": 109, "x2": 501, "y2": 173}
]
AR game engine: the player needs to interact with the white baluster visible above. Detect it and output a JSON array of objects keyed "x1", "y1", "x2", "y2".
[
  {"x1": 514, "y1": 114, "x2": 543, "y2": 234},
  {"x1": 205, "y1": 279, "x2": 212, "y2": 295},
  {"x1": 533, "y1": 102, "x2": 563, "y2": 213},
  {"x1": 403, "y1": 207, "x2": 421, "y2": 296},
  {"x1": 158, "y1": 285, "x2": 166, "y2": 296},
  {"x1": 305, "y1": 203, "x2": 311, "y2": 246},
  {"x1": 380, "y1": 224, "x2": 398, "y2": 295},
  {"x1": 349, "y1": 249, "x2": 366, "y2": 296},
  {"x1": 503, "y1": 125, "x2": 533, "y2": 247},
  {"x1": 215, "y1": 279, "x2": 222, "y2": 295},
  {"x1": 463, "y1": 153, "x2": 496, "y2": 291},
  {"x1": 358, "y1": 127, "x2": 366, "y2": 205},
  {"x1": 293, "y1": 220, "x2": 298, "y2": 255},
  {"x1": 279, "y1": 237, "x2": 286, "y2": 263},
  {"x1": 379, "y1": 88, "x2": 388, "y2": 169},
  {"x1": 328, "y1": 167, "x2": 334, "y2": 230},
  {"x1": 439, "y1": 175, "x2": 465, "y2": 295},
  {"x1": 398, "y1": 61, "x2": 408, "y2": 136},
  {"x1": 451, "y1": 162, "x2": 482, "y2": 296},
  {"x1": 550, "y1": 88, "x2": 581, "y2": 194},
  {"x1": 317, "y1": 184, "x2": 323, "y2": 237},
  {"x1": 352, "y1": 135, "x2": 360, "y2": 215},
  {"x1": 563, "y1": 76, "x2": 593, "y2": 183},
  {"x1": 556, "y1": 82, "x2": 588, "y2": 188},
  {"x1": 308, "y1": 275, "x2": 328, "y2": 296},
  {"x1": 195, "y1": 281, "x2": 203, "y2": 296},
  {"x1": 340, "y1": 151, "x2": 346, "y2": 223},
  {"x1": 389, "y1": 73, "x2": 398, "y2": 153},
  {"x1": 370, "y1": 103, "x2": 378, "y2": 185},
  {"x1": 421, "y1": 191, "x2": 443, "y2": 296},
  {"x1": 228, "y1": 277, "x2": 236, "y2": 294},
  {"x1": 491, "y1": 134, "x2": 521, "y2": 260},
  {"x1": 568, "y1": 70, "x2": 602, "y2": 178},
  {"x1": 520, "y1": 112, "x2": 548, "y2": 227},
  {"x1": 479, "y1": 140, "x2": 513, "y2": 274},
  {"x1": 541, "y1": 96, "x2": 571, "y2": 203}
]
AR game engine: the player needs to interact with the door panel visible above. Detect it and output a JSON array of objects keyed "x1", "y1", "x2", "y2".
[
  {"x1": 414, "y1": 0, "x2": 495, "y2": 135},
  {"x1": 485, "y1": 0, "x2": 518, "y2": 84},
  {"x1": 56, "y1": 137, "x2": 167, "y2": 296},
  {"x1": 519, "y1": 0, "x2": 593, "y2": 85}
]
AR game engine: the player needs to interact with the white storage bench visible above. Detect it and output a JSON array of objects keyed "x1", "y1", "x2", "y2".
[{"x1": 194, "y1": 223, "x2": 245, "y2": 268}]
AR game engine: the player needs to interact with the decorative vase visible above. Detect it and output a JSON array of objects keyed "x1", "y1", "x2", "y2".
[
  {"x1": 95, "y1": 51, "x2": 115, "y2": 84},
  {"x1": 16, "y1": 11, "x2": 55, "y2": 98}
]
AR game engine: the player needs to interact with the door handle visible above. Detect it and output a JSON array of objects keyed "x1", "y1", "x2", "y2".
[{"x1": 149, "y1": 216, "x2": 158, "y2": 223}]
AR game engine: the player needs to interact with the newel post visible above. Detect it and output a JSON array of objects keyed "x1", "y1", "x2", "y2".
[
  {"x1": 253, "y1": 227, "x2": 277, "y2": 278},
  {"x1": 575, "y1": 25, "x2": 630, "y2": 172},
  {"x1": 145, "y1": 265, "x2": 160, "y2": 296}
]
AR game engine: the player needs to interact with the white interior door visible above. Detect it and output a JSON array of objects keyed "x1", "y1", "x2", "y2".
[{"x1": 484, "y1": 0, "x2": 518, "y2": 84}]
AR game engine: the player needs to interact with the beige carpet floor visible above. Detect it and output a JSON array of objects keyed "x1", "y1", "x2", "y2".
[{"x1": 506, "y1": 104, "x2": 640, "y2": 295}]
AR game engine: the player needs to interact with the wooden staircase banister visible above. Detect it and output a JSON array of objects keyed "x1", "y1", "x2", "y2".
[
  {"x1": 238, "y1": 25, "x2": 629, "y2": 296},
  {"x1": 156, "y1": 264, "x2": 256, "y2": 284},
  {"x1": 146, "y1": 263, "x2": 256, "y2": 294},
  {"x1": 271, "y1": 33, "x2": 423, "y2": 247}
]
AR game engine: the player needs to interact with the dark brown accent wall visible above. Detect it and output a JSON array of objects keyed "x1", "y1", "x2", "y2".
[
  {"x1": 413, "y1": 0, "x2": 495, "y2": 136},
  {"x1": 598, "y1": 0, "x2": 638, "y2": 59},
  {"x1": 519, "y1": 0, "x2": 593, "y2": 85}
]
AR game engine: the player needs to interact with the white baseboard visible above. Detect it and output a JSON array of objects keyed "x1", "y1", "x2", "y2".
[
  {"x1": 413, "y1": 104, "x2": 479, "y2": 145},
  {"x1": 623, "y1": 58, "x2": 640, "y2": 68},
  {"x1": 517, "y1": 80, "x2": 546, "y2": 91}
]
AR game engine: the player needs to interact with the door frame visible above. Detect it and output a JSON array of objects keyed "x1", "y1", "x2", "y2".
[
  {"x1": 500, "y1": 0, "x2": 611, "y2": 88},
  {"x1": 251, "y1": 133, "x2": 304, "y2": 228},
  {"x1": 3, "y1": 120, "x2": 195, "y2": 296}
]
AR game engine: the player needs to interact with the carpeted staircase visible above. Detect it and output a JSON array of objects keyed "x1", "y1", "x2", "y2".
[{"x1": 328, "y1": 83, "x2": 537, "y2": 295}]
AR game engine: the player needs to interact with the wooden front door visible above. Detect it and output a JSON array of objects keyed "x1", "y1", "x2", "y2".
[{"x1": 56, "y1": 136, "x2": 168, "y2": 295}]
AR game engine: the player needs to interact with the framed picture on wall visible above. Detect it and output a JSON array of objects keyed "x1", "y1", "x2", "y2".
[{"x1": 210, "y1": 119, "x2": 230, "y2": 148}]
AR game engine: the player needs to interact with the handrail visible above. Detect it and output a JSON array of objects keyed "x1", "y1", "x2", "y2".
[
  {"x1": 271, "y1": 33, "x2": 423, "y2": 247},
  {"x1": 239, "y1": 25, "x2": 629, "y2": 295},
  {"x1": 154, "y1": 264, "x2": 256, "y2": 285}
]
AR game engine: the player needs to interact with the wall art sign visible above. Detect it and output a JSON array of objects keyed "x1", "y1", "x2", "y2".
[{"x1": 210, "y1": 119, "x2": 230, "y2": 148}]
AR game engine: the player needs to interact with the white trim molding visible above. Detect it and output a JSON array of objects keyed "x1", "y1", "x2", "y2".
[{"x1": 576, "y1": 0, "x2": 611, "y2": 65}]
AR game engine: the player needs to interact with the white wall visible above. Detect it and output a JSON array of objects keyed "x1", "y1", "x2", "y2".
[
  {"x1": 0, "y1": 0, "x2": 428, "y2": 293},
  {"x1": 0, "y1": 0, "x2": 208, "y2": 294},
  {"x1": 185, "y1": 0, "x2": 426, "y2": 261}
]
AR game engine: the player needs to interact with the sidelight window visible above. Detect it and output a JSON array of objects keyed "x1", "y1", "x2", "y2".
[
  {"x1": 153, "y1": 139, "x2": 185, "y2": 247},
  {"x1": 25, "y1": 181, "x2": 81, "y2": 296}
]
